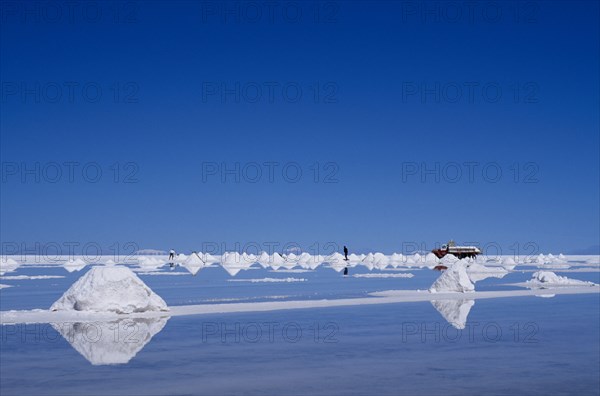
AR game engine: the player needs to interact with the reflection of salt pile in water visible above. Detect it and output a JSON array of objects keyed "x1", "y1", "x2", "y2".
[
  {"x1": 256, "y1": 252, "x2": 272, "y2": 268},
  {"x1": 295, "y1": 252, "x2": 317, "y2": 269},
  {"x1": 182, "y1": 254, "x2": 205, "y2": 276},
  {"x1": 0, "y1": 257, "x2": 20, "y2": 276},
  {"x1": 268, "y1": 252, "x2": 286, "y2": 271},
  {"x1": 429, "y1": 260, "x2": 474, "y2": 293},
  {"x1": 346, "y1": 253, "x2": 363, "y2": 265},
  {"x1": 52, "y1": 317, "x2": 168, "y2": 365},
  {"x1": 372, "y1": 253, "x2": 390, "y2": 270},
  {"x1": 303, "y1": 254, "x2": 324, "y2": 270},
  {"x1": 220, "y1": 252, "x2": 257, "y2": 276},
  {"x1": 51, "y1": 266, "x2": 168, "y2": 313},
  {"x1": 525, "y1": 271, "x2": 596, "y2": 289},
  {"x1": 467, "y1": 262, "x2": 509, "y2": 283},
  {"x1": 361, "y1": 253, "x2": 375, "y2": 270},
  {"x1": 281, "y1": 253, "x2": 299, "y2": 269},
  {"x1": 63, "y1": 258, "x2": 88, "y2": 273},
  {"x1": 326, "y1": 253, "x2": 348, "y2": 272},
  {"x1": 431, "y1": 299, "x2": 475, "y2": 329}
]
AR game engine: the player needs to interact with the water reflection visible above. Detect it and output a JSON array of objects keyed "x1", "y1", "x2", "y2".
[
  {"x1": 52, "y1": 317, "x2": 169, "y2": 365},
  {"x1": 430, "y1": 299, "x2": 475, "y2": 329}
]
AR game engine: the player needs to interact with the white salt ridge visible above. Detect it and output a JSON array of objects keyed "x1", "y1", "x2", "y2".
[
  {"x1": 136, "y1": 272, "x2": 189, "y2": 276},
  {"x1": 51, "y1": 266, "x2": 168, "y2": 314},
  {"x1": 429, "y1": 260, "x2": 475, "y2": 293},
  {"x1": 0, "y1": 284, "x2": 12, "y2": 289},
  {"x1": 431, "y1": 299, "x2": 475, "y2": 329},
  {"x1": 352, "y1": 273, "x2": 414, "y2": 278},
  {"x1": 1, "y1": 275, "x2": 64, "y2": 280},
  {"x1": 227, "y1": 277, "x2": 306, "y2": 283},
  {"x1": 3, "y1": 286, "x2": 599, "y2": 325},
  {"x1": 197, "y1": 295, "x2": 292, "y2": 303}
]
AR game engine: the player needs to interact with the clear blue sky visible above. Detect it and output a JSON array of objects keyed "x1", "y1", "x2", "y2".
[{"x1": 1, "y1": 1, "x2": 598, "y2": 255}]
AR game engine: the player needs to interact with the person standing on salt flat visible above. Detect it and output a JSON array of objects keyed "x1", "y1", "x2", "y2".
[
  {"x1": 343, "y1": 246, "x2": 349, "y2": 261},
  {"x1": 169, "y1": 249, "x2": 175, "y2": 260}
]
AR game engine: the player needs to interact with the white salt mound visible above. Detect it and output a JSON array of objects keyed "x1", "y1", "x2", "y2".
[
  {"x1": 137, "y1": 257, "x2": 165, "y2": 271},
  {"x1": 467, "y1": 262, "x2": 508, "y2": 283},
  {"x1": 502, "y1": 257, "x2": 516, "y2": 265},
  {"x1": 0, "y1": 258, "x2": 20, "y2": 276},
  {"x1": 429, "y1": 260, "x2": 474, "y2": 293},
  {"x1": 51, "y1": 266, "x2": 168, "y2": 313},
  {"x1": 440, "y1": 254, "x2": 459, "y2": 265},
  {"x1": 526, "y1": 271, "x2": 595, "y2": 287}
]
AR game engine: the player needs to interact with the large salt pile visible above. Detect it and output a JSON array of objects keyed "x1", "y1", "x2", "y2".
[
  {"x1": 51, "y1": 266, "x2": 168, "y2": 313},
  {"x1": 429, "y1": 260, "x2": 474, "y2": 293}
]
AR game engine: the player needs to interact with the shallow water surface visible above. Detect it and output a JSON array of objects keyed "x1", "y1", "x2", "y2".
[{"x1": 1, "y1": 264, "x2": 599, "y2": 395}]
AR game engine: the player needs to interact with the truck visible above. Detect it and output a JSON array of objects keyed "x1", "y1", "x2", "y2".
[{"x1": 431, "y1": 240, "x2": 481, "y2": 259}]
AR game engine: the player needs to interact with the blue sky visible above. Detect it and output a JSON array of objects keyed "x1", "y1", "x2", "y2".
[{"x1": 1, "y1": 1, "x2": 598, "y2": 255}]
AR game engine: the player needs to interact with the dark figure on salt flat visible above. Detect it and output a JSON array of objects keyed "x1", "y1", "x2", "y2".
[{"x1": 343, "y1": 246, "x2": 349, "y2": 261}]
